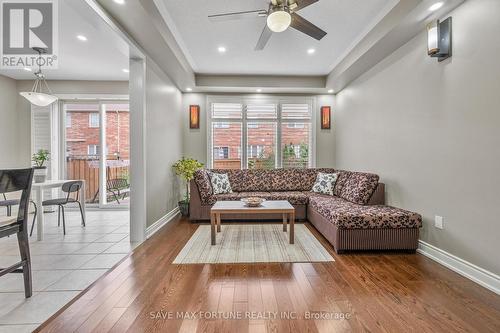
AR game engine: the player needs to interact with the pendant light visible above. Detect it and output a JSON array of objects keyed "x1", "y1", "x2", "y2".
[{"x1": 19, "y1": 47, "x2": 58, "y2": 107}]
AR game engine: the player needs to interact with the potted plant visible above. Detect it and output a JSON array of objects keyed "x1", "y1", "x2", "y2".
[
  {"x1": 172, "y1": 157, "x2": 203, "y2": 216},
  {"x1": 32, "y1": 149, "x2": 50, "y2": 183}
]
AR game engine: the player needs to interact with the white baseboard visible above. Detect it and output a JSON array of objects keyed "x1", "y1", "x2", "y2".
[
  {"x1": 146, "y1": 207, "x2": 180, "y2": 239},
  {"x1": 418, "y1": 240, "x2": 500, "y2": 295}
]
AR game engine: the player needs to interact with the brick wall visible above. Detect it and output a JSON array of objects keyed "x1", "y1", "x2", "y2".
[
  {"x1": 212, "y1": 122, "x2": 309, "y2": 168},
  {"x1": 66, "y1": 110, "x2": 130, "y2": 159}
]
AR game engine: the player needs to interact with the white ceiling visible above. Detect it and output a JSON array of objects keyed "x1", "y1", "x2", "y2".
[
  {"x1": 0, "y1": 0, "x2": 129, "y2": 81},
  {"x1": 159, "y1": 0, "x2": 398, "y2": 76}
]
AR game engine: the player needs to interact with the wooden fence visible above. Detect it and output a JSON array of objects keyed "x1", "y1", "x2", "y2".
[{"x1": 66, "y1": 158, "x2": 129, "y2": 203}]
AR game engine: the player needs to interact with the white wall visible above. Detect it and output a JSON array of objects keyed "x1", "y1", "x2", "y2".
[
  {"x1": 335, "y1": 0, "x2": 500, "y2": 275},
  {"x1": 182, "y1": 93, "x2": 336, "y2": 168},
  {"x1": 0, "y1": 75, "x2": 21, "y2": 168},
  {"x1": 145, "y1": 63, "x2": 183, "y2": 226}
]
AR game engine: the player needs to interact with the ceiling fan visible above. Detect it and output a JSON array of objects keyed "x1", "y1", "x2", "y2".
[{"x1": 208, "y1": 0, "x2": 327, "y2": 50}]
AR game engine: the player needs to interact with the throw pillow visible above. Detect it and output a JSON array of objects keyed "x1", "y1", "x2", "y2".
[
  {"x1": 311, "y1": 172, "x2": 338, "y2": 196},
  {"x1": 209, "y1": 172, "x2": 233, "y2": 194}
]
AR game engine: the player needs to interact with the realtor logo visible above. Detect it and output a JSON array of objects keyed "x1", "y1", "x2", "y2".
[{"x1": 1, "y1": 0, "x2": 58, "y2": 69}]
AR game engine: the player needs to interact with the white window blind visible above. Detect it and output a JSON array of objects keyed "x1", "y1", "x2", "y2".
[
  {"x1": 246, "y1": 104, "x2": 277, "y2": 119},
  {"x1": 281, "y1": 103, "x2": 311, "y2": 119},
  {"x1": 212, "y1": 103, "x2": 242, "y2": 119}
]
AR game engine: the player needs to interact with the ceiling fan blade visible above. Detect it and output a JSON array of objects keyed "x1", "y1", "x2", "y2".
[
  {"x1": 290, "y1": 0, "x2": 319, "y2": 11},
  {"x1": 255, "y1": 24, "x2": 273, "y2": 51},
  {"x1": 208, "y1": 9, "x2": 267, "y2": 22},
  {"x1": 290, "y1": 13, "x2": 327, "y2": 40}
]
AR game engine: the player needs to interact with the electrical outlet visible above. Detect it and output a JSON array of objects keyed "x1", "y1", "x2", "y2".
[{"x1": 435, "y1": 216, "x2": 444, "y2": 229}]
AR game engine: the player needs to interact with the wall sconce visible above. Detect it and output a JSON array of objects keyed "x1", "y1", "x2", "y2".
[
  {"x1": 189, "y1": 105, "x2": 200, "y2": 129},
  {"x1": 320, "y1": 106, "x2": 331, "y2": 129},
  {"x1": 427, "y1": 17, "x2": 452, "y2": 62}
]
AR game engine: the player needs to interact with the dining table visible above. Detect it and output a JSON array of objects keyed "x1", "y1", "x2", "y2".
[{"x1": 31, "y1": 179, "x2": 86, "y2": 241}]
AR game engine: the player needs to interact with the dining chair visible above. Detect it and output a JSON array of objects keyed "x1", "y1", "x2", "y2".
[
  {"x1": 0, "y1": 193, "x2": 19, "y2": 216},
  {"x1": 30, "y1": 180, "x2": 85, "y2": 236},
  {"x1": 1, "y1": 195, "x2": 37, "y2": 235},
  {"x1": 0, "y1": 168, "x2": 34, "y2": 298}
]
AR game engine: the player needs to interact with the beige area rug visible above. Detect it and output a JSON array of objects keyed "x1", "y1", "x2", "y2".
[{"x1": 173, "y1": 224, "x2": 334, "y2": 264}]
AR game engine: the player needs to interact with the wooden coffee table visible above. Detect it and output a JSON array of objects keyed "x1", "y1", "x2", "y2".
[{"x1": 210, "y1": 200, "x2": 295, "y2": 245}]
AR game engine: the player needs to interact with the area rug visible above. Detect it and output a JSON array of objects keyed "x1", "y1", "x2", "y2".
[{"x1": 173, "y1": 224, "x2": 334, "y2": 264}]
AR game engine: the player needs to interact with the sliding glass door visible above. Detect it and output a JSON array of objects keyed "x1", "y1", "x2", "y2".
[{"x1": 63, "y1": 101, "x2": 130, "y2": 207}]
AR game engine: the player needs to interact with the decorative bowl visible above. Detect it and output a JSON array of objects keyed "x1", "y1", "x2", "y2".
[{"x1": 241, "y1": 197, "x2": 266, "y2": 207}]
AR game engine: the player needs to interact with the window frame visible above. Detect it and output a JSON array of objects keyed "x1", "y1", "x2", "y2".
[
  {"x1": 213, "y1": 146, "x2": 229, "y2": 160},
  {"x1": 87, "y1": 144, "x2": 99, "y2": 156},
  {"x1": 207, "y1": 95, "x2": 316, "y2": 169}
]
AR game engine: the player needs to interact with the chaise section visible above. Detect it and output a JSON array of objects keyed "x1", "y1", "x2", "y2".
[
  {"x1": 308, "y1": 195, "x2": 422, "y2": 229},
  {"x1": 307, "y1": 194, "x2": 422, "y2": 253}
]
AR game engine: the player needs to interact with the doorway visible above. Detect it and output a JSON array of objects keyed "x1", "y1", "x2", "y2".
[{"x1": 63, "y1": 101, "x2": 130, "y2": 209}]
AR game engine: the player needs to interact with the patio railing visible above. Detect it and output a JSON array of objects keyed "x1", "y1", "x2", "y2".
[{"x1": 66, "y1": 156, "x2": 129, "y2": 203}]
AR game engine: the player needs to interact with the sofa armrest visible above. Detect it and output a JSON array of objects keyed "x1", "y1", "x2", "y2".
[
  {"x1": 189, "y1": 180, "x2": 203, "y2": 220},
  {"x1": 367, "y1": 183, "x2": 385, "y2": 205}
]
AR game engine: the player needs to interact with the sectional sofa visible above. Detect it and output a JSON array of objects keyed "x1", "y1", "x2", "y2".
[{"x1": 190, "y1": 168, "x2": 422, "y2": 253}]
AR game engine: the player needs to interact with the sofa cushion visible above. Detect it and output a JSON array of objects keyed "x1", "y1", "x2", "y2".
[
  {"x1": 215, "y1": 193, "x2": 241, "y2": 201},
  {"x1": 194, "y1": 170, "x2": 216, "y2": 205},
  {"x1": 333, "y1": 170, "x2": 351, "y2": 196},
  {"x1": 309, "y1": 195, "x2": 422, "y2": 229},
  {"x1": 238, "y1": 170, "x2": 275, "y2": 191},
  {"x1": 211, "y1": 169, "x2": 244, "y2": 192},
  {"x1": 238, "y1": 191, "x2": 271, "y2": 198},
  {"x1": 311, "y1": 172, "x2": 338, "y2": 196},
  {"x1": 209, "y1": 172, "x2": 233, "y2": 194},
  {"x1": 339, "y1": 172, "x2": 379, "y2": 205},
  {"x1": 236, "y1": 191, "x2": 308, "y2": 205},
  {"x1": 267, "y1": 191, "x2": 309, "y2": 205},
  {"x1": 271, "y1": 169, "x2": 327, "y2": 191}
]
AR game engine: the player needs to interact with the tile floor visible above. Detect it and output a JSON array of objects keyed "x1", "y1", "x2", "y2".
[{"x1": 0, "y1": 209, "x2": 136, "y2": 332}]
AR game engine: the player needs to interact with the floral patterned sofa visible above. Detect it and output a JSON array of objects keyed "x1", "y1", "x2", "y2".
[{"x1": 190, "y1": 168, "x2": 422, "y2": 253}]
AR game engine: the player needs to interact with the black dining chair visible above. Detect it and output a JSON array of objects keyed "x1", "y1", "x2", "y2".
[
  {"x1": 0, "y1": 193, "x2": 19, "y2": 216},
  {"x1": 0, "y1": 168, "x2": 34, "y2": 298},
  {"x1": 1, "y1": 195, "x2": 37, "y2": 235},
  {"x1": 30, "y1": 180, "x2": 85, "y2": 236}
]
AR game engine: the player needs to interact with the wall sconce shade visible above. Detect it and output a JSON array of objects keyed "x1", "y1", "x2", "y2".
[
  {"x1": 427, "y1": 17, "x2": 452, "y2": 62},
  {"x1": 427, "y1": 21, "x2": 439, "y2": 56},
  {"x1": 189, "y1": 105, "x2": 200, "y2": 129},
  {"x1": 320, "y1": 106, "x2": 331, "y2": 129}
]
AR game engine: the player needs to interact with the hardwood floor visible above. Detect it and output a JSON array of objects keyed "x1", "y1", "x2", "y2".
[{"x1": 35, "y1": 217, "x2": 500, "y2": 333}]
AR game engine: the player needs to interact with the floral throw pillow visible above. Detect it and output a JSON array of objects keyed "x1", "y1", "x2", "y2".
[
  {"x1": 209, "y1": 172, "x2": 233, "y2": 194},
  {"x1": 311, "y1": 172, "x2": 338, "y2": 196}
]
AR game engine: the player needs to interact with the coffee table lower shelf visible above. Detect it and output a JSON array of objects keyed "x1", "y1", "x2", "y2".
[{"x1": 210, "y1": 200, "x2": 295, "y2": 245}]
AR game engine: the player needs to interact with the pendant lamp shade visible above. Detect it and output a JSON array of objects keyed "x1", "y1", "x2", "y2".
[
  {"x1": 19, "y1": 92, "x2": 58, "y2": 107},
  {"x1": 19, "y1": 47, "x2": 58, "y2": 107}
]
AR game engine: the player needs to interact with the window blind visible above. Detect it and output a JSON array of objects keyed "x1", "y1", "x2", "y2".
[
  {"x1": 246, "y1": 104, "x2": 277, "y2": 119},
  {"x1": 281, "y1": 103, "x2": 311, "y2": 119},
  {"x1": 212, "y1": 103, "x2": 243, "y2": 119}
]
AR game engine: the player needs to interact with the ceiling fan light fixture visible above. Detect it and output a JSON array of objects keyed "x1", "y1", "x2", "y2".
[{"x1": 266, "y1": 10, "x2": 291, "y2": 33}]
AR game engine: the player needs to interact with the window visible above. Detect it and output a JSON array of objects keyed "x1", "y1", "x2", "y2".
[
  {"x1": 212, "y1": 120, "x2": 242, "y2": 169},
  {"x1": 88, "y1": 144, "x2": 99, "y2": 156},
  {"x1": 247, "y1": 145, "x2": 264, "y2": 158},
  {"x1": 214, "y1": 147, "x2": 229, "y2": 159},
  {"x1": 247, "y1": 122, "x2": 276, "y2": 169},
  {"x1": 66, "y1": 113, "x2": 72, "y2": 128},
  {"x1": 282, "y1": 123, "x2": 310, "y2": 168},
  {"x1": 89, "y1": 113, "x2": 99, "y2": 128},
  {"x1": 209, "y1": 99, "x2": 313, "y2": 169}
]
